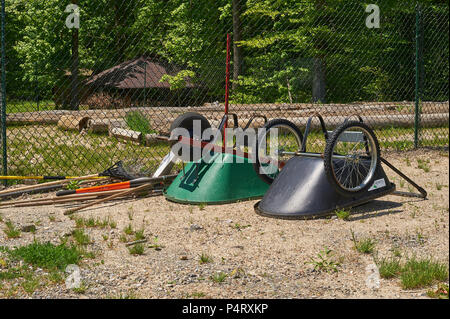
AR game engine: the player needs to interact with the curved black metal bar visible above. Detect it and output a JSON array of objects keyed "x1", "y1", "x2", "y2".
[
  {"x1": 243, "y1": 114, "x2": 268, "y2": 130},
  {"x1": 301, "y1": 113, "x2": 329, "y2": 152},
  {"x1": 343, "y1": 114, "x2": 364, "y2": 124}
]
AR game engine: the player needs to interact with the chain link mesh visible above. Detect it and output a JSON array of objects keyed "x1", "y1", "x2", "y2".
[{"x1": 0, "y1": 0, "x2": 448, "y2": 179}]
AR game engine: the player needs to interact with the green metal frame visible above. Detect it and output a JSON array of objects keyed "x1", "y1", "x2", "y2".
[
  {"x1": 1, "y1": 0, "x2": 7, "y2": 184},
  {"x1": 414, "y1": 4, "x2": 423, "y2": 149}
]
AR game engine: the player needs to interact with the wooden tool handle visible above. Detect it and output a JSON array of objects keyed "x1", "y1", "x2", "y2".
[
  {"x1": 0, "y1": 174, "x2": 101, "y2": 196},
  {"x1": 64, "y1": 183, "x2": 154, "y2": 215}
]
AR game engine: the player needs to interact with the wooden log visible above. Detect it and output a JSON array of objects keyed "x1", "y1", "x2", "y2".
[
  {"x1": 57, "y1": 115, "x2": 91, "y2": 132},
  {"x1": 87, "y1": 121, "x2": 109, "y2": 133},
  {"x1": 87, "y1": 119, "x2": 127, "y2": 134},
  {"x1": 144, "y1": 133, "x2": 170, "y2": 146},
  {"x1": 109, "y1": 127, "x2": 142, "y2": 143}
]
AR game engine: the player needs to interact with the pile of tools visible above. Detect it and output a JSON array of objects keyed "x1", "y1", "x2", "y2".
[{"x1": 0, "y1": 161, "x2": 177, "y2": 215}]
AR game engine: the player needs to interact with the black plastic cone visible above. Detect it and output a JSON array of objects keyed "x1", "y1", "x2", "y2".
[{"x1": 255, "y1": 156, "x2": 395, "y2": 219}]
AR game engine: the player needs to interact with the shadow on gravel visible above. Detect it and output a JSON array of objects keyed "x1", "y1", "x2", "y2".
[{"x1": 349, "y1": 200, "x2": 404, "y2": 221}]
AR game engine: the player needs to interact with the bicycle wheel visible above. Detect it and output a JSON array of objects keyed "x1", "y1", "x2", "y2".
[
  {"x1": 323, "y1": 121, "x2": 380, "y2": 196},
  {"x1": 253, "y1": 119, "x2": 303, "y2": 184}
]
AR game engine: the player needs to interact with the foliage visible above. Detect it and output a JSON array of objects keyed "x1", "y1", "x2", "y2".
[
  {"x1": 125, "y1": 111, "x2": 157, "y2": 135},
  {"x1": 4, "y1": 0, "x2": 447, "y2": 106}
]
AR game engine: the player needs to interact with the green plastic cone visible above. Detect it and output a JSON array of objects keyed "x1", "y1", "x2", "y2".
[{"x1": 164, "y1": 153, "x2": 269, "y2": 204}]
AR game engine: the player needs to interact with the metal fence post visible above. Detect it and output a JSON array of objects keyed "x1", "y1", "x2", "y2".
[
  {"x1": 414, "y1": 4, "x2": 422, "y2": 149},
  {"x1": 1, "y1": 0, "x2": 7, "y2": 183}
]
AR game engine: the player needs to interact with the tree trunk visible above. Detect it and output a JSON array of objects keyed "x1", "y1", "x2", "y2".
[
  {"x1": 113, "y1": 0, "x2": 126, "y2": 63},
  {"x1": 312, "y1": 0, "x2": 326, "y2": 103},
  {"x1": 313, "y1": 57, "x2": 326, "y2": 103},
  {"x1": 232, "y1": 0, "x2": 243, "y2": 91},
  {"x1": 70, "y1": 0, "x2": 79, "y2": 110}
]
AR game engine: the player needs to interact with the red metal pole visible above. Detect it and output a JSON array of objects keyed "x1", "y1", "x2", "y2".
[{"x1": 223, "y1": 33, "x2": 231, "y2": 147}]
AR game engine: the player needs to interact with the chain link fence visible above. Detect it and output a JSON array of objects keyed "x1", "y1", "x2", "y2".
[{"x1": 0, "y1": 0, "x2": 448, "y2": 180}]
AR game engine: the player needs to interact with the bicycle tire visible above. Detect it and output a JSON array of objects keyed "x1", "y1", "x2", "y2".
[
  {"x1": 323, "y1": 121, "x2": 380, "y2": 197},
  {"x1": 253, "y1": 119, "x2": 303, "y2": 185}
]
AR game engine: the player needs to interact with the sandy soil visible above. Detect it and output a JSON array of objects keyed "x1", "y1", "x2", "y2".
[{"x1": 0, "y1": 149, "x2": 448, "y2": 299}]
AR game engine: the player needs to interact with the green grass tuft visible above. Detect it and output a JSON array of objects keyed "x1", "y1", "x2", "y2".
[
  {"x1": 400, "y1": 257, "x2": 448, "y2": 289},
  {"x1": 210, "y1": 272, "x2": 227, "y2": 283},
  {"x1": 199, "y1": 253, "x2": 213, "y2": 264},
  {"x1": 128, "y1": 244, "x2": 145, "y2": 255},
  {"x1": 350, "y1": 229, "x2": 376, "y2": 254},
  {"x1": 72, "y1": 229, "x2": 92, "y2": 246},
  {"x1": 3, "y1": 221, "x2": 21, "y2": 239},
  {"x1": 377, "y1": 257, "x2": 402, "y2": 279},
  {"x1": 5, "y1": 242, "x2": 83, "y2": 271}
]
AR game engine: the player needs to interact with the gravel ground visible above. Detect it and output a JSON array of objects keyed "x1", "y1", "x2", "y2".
[{"x1": 0, "y1": 149, "x2": 448, "y2": 299}]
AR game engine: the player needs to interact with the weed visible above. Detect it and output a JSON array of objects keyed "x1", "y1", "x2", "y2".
[
  {"x1": 134, "y1": 228, "x2": 145, "y2": 241},
  {"x1": 5, "y1": 242, "x2": 82, "y2": 271},
  {"x1": 119, "y1": 235, "x2": 128, "y2": 243},
  {"x1": 48, "y1": 270, "x2": 64, "y2": 284},
  {"x1": 148, "y1": 236, "x2": 163, "y2": 250},
  {"x1": 72, "y1": 229, "x2": 92, "y2": 246},
  {"x1": 391, "y1": 247, "x2": 402, "y2": 258},
  {"x1": 427, "y1": 283, "x2": 449, "y2": 299},
  {"x1": 415, "y1": 231, "x2": 426, "y2": 245},
  {"x1": 107, "y1": 290, "x2": 139, "y2": 299},
  {"x1": 376, "y1": 255, "x2": 449, "y2": 290},
  {"x1": 400, "y1": 257, "x2": 448, "y2": 290},
  {"x1": 102, "y1": 234, "x2": 109, "y2": 241},
  {"x1": 199, "y1": 253, "x2": 213, "y2": 264},
  {"x1": 3, "y1": 221, "x2": 21, "y2": 239},
  {"x1": 189, "y1": 292, "x2": 206, "y2": 298},
  {"x1": 405, "y1": 157, "x2": 411, "y2": 167},
  {"x1": 72, "y1": 283, "x2": 88, "y2": 294},
  {"x1": 335, "y1": 209, "x2": 351, "y2": 221},
  {"x1": 74, "y1": 216, "x2": 114, "y2": 229},
  {"x1": 305, "y1": 247, "x2": 340, "y2": 273},
  {"x1": 21, "y1": 276, "x2": 41, "y2": 294},
  {"x1": 350, "y1": 229, "x2": 375, "y2": 254},
  {"x1": 66, "y1": 180, "x2": 81, "y2": 190},
  {"x1": 109, "y1": 220, "x2": 117, "y2": 229},
  {"x1": 232, "y1": 223, "x2": 251, "y2": 231},
  {"x1": 210, "y1": 272, "x2": 227, "y2": 283},
  {"x1": 123, "y1": 224, "x2": 134, "y2": 236},
  {"x1": 128, "y1": 244, "x2": 145, "y2": 256},
  {"x1": 376, "y1": 257, "x2": 402, "y2": 279},
  {"x1": 417, "y1": 159, "x2": 430, "y2": 172},
  {"x1": 198, "y1": 203, "x2": 207, "y2": 211},
  {"x1": 0, "y1": 265, "x2": 31, "y2": 281},
  {"x1": 127, "y1": 210, "x2": 134, "y2": 221},
  {"x1": 48, "y1": 215, "x2": 56, "y2": 222}
]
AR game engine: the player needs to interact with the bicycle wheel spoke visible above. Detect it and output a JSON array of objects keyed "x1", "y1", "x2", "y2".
[{"x1": 330, "y1": 125, "x2": 378, "y2": 193}]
